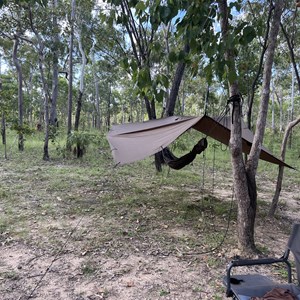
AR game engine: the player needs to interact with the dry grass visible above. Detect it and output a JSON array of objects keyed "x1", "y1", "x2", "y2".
[{"x1": 0, "y1": 133, "x2": 299, "y2": 300}]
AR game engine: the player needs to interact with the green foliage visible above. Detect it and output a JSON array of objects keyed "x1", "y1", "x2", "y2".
[
  {"x1": 0, "y1": 75, "x2": 18, "y2": 116},
  {"x1": 159, "y1": 289, "x2": 170, "y2": 296},
  {"x1": 80, "y1": 262, "x2": 97, "y2": 275},
  {"x1": 49, "y1": 125, "x2": 60, "y2": 143},
  {"x1": 10, "y1": 120, "x2": 35, "y2": 135},
  {"x1": 66, "y1": 131, "x2": 97, "y2": 157}
]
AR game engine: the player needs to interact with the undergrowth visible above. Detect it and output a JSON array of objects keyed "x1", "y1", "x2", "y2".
[{"x1": 0, "y1": 127, "x2": 299, "y2": 299}]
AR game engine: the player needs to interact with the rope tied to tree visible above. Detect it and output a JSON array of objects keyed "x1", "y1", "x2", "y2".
[{"x1": 227, "y1": 94, "x2": 243, "y2": 124}]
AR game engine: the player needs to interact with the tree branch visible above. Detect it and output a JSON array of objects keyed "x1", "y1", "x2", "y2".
[{"x1": 247, "y1": 2, "x2": 273, "y2": 130}]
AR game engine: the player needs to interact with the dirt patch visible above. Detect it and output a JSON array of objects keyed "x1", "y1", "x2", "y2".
[
  {"x1": 0, "y1": 155, "x2": 299, "y2": 300},
  {"x1": 0, "y1": 241, "x2": 227, "y2": 300}
]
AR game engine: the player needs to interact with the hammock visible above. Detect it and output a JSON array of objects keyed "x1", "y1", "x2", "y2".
[{"x1": 161, "y1": 138, "x2": 208, "y2": 170}]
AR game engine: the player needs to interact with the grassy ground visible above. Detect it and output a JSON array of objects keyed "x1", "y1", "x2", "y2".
[{"x1": 0, "y1": 130, "x2": 299, "y2": 300}]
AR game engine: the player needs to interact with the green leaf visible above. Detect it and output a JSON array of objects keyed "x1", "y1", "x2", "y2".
[
  {"x1": 120, "y1": 58, "x2": 129, "y2": 69},
  {"x1": 159, "y1": 74, "x2": 169, "y2": 88},
  {"x1": 137, "y1": 68, "x2": 151, "y2": 90},
  {"x1": 234, "y1": 21, "x2": 248, "y2": 35},
  {"x1": 204, "y1": 64, "x2": 213, "y2": 84},
  {"x1": 152, "y1": 41, "x2": 161, "y2": 53},
  {"x1": 155, "y1": 90, "x2": 165, "y2": 103},
  {"x1": 168, "y1": 51, "x2": 177, "y2": 63},
  {"x1": 128, "y1": 0, "x2": 138, "y2": 6},
  {"x1": 229, "y1": 1, "x2": 241, "y2": 12},
  {"x1": 178, "y1": 50, "x2": 186, "y2": 61},
  {"x1": 228, "y1": 69, "x2": 237, "y2": 84},
  {"x1": 191, "y1": 62, "x2": 199, "y2": 77},
  {"x1": 241, "y1": 26, "x2": 256, "y2": 44},
  {"x1": 159, "y1": 6, "x2": 171, "y2": 24},
  {"x1": 205, "y1": 43, "x2": 215, "y2": 59},
  {"x1": 130, "y1": 60, "x2": 138, "y2": 72},
  {"x1": 135, "y1": 1, "x2": 146, "y2": 12}
]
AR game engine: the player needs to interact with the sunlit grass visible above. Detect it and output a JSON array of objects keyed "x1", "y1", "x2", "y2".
[{"x1": 0, "y1": 126, "x2": 299, "y2": 257}]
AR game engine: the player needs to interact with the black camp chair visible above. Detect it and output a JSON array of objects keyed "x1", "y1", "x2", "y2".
[{"x1": 224, "y1": 223, "x2": 300, "y2": 300}]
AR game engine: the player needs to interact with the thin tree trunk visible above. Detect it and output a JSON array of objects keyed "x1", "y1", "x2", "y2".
[
  {"x1": 245, "y1": 0, "x2": 285, "y2": 248},
  {"x1": 289, "y1": 66, "x2": 295, "y2": 148},
  {"x1": 12, "y1": 36, "x2": 24, "y2": 151},
  {"x1": 161, "y1": 23, "x2": 171, "y2": 118},
  {"x1": 28, "y1": 6, "x2": 50, "y2": 160},
  {"x1": 274, "y1": 89, "x2": 283, "y2": 132},
  {"x1": 91, "y1": 45, "x2": 101, "y2": 129},
  {"x1": 43, "y1": 90, "x2": 50, "y2": 160},
  {"x1": 271, "y1": 80, "x2": 275, "y2": 132},
  {"x1": 67, "y1": 0, "x2": 76, "y2": 137},
  {"x1": 107, "y1": 84, "x2": 112, "y2": 128},
  {"x1": 281, "y1": 22, "x2": 300, "y2": 147},
  {"x1": 74, "y1": 91, "x2": 83, "y2": 131},
  {"x1": 74, "y1": 31, "x2": 86, "y2": 132},
  {"x1": 218, "y1": 0, "x2": 284, "y2": 254},
  {"x1": 1, "y1": 112, "x2": 7, "y2": 159},
  {"x1": 217, "y1": 0, "x2": 256, "y2": 253},
  {"x1": 165, "y1": 43, "x2": 190, "y2": 117},
  {"x1": 247, "y1": 3, "x2": 273, "y2": 130},
  {"x1": 269, "y1": 116, "x2": 300, "y2": 217},
  {"x1": 50, "y1": 0, "x2": 59, "y2": 127}
]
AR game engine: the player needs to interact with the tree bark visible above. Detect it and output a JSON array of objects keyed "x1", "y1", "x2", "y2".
[
  {"x1": 12, "y1": 35, "x2": 24, "y2": 151},
  {"x1": 275, "y1": 89, "x2": 283, "y2": 132},
  {"x1": 50, "y1": 0, "x2": 59, "y2": 128},
  {"x1": 247, "y1": 3, "x2": 273, "y2": 130},
  {"x1": 245, "y1": 0, "x2": 285, "y2": 250},
  {"x1": 67, "y1": 0, "x2": 76, "y2": 137},
  {"x1": 106, "y1": 84, "x2": 112, "y2": 128},
  {"x1": 165, "y1": 43, "x2": 190, "y2": 117},
  {"x1": 217, "y1": 0, "x2": 284, "y2": 254},
  {"x1": 74, "y1": 92, "x2": 83, "y2": 131},
  {"x1": 247, "y1": 0, "x2": 285, "y2": 172},
  {"x1": 217, "y1": 0, "x2": 256, "y2": 253},
  {"x1": 28, "y1": 6, "x2": 50, "y2": 160},
  {"x1": 1, "y1": 112, "x2": 7, "y2": 159},
  {"x1": 269, "y1": 116, "x2": 300, "y2": 217},
  {"x1": 74, "y1": 30, "x2": 86, "y2": 132},
  {"x1": 90, "y1": 44, "x2": 101, "y2": 129}
]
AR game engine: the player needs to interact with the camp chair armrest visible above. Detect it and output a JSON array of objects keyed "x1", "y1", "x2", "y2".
[
  {"x1": 229, "y1": 257, "x2": 287, "y2": 267},
  {"x1": 225, "y1": 255, "x2": 292, "y2": 297}
]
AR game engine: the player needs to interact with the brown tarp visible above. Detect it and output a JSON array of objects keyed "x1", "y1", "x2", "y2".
[{"x1": 107, "y1": 115, "x2": 293, "y2": 169}]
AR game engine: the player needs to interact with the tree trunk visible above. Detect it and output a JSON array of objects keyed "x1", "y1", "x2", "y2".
[
  {"x1": 247, "y1": 3, "x2": 273, "y2": 130},
  {"x1": 161, "y1": 23, "x2": 171, "y2": 118},
  {"x1": 269, "y1": 116, "x2": 300, "y2": 217},
  {"x1": 67, "y1": 0, "x2": 76, "y2": 137},
  {"x1": 50, "y1": 0, "x2": 59, "y2": 127},
  {"x1": 289, "y1": 66, "x2": 295, "y2": 148},
  {"x1": 43, "y1": 94, "x2": 50, "y2": 161},
  {"x1": 271, "y1": 80, "x2": 275, "y2": 132},
  {"x1": 74, "y1": 30, "x2": 86, "y2": 132},
  {"x1": 91, "y1": 44, "x2": 101, "y2": 129},
  {"x1": 165, "y1": 43, "x2": 190, "y2": 117},
  {"x1": 275, "y1": 89, "x2": 283, "y2": 132},
  {"x1": 245, "y1": 0, "x2": 285, "y2": 250},
  {"x1": 1, "y1": 112, "x2": 7, "y2": 159},
  {"x1": 280, "y1": 23, "x2": 300, "y2": 148},
  {"x1": 28, "y1": 6, "x2": 50, "y2": 160},
  {"x1": 12, "y1": 36, "x2": 24, "y2": 151},
  {"x1": 74, "y1": 92, "x2": 83, "y2": 131},
  {"x1": 106, "y1": 84, "x2": 112, "y2": 128},
  {"x1": 217, "y1": 0, "x2": 255, "y2": 253},
  {"x1": 156, "y1": 42, "x2": 190, "y2": 171},
  {"x1": 217, "y1": 0, "x2": 284, "y2": 254}
]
